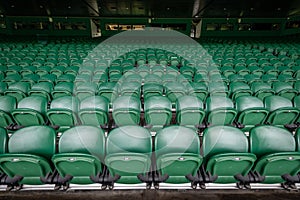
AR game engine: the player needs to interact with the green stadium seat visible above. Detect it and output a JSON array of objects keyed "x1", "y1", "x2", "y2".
[
  {"x1": 105, "y1": 126, "x2": 152, "y2": 185},
  {"x1": 0, "y1": 82, "x2": 7, "y2": 95},
  {"x1": 155, "y1": 126, "x2": 202, "y2": 184},
  {"x1": 176, "y1": 95, "x2": 205, "y2": 129},
  {"x1": 187, "y1": 82, "x2": 208, "y2": 102},
  {"x1": 152, "y1": 65, "x2": 165, "y2": 77},
  {"x1": 272, "y1": 82, "x2": 298, "y2": 101},
  {"x1": 0, "y1": 126, "x2": 56, "y2": 185},
  {"x1": 118, "y1": 81, "x2": 141, "y2": 98},
  {"x1": 47, "y1": 96, "x2": 80, "y2": 131},
  {"x1": 251, "y1": 82, "x2": 275, "y2": 100},
  {"x1": 208, "y1": 82, "x2": 229, "y2": 96},
  {"x1": 78, "y1": 96, "x2": 109, "y2": 127},
  {"x1": 98, "y1": 82, "x2": 118, "y2": 104},
  {"x1": 229, "y1": 82, "x2": 253, "y2": 100},
  {"x1": 142, "y1": 83, "x2": 164, "y2": 99},
  {"x1": 235, "y1": 96, "x2": 269, "y2": 131},
  {"x1": 250, "y1": 126, "x2": 300, "y2": 184},
  {"x1": 164, "y1": 82, "x2": 186, "y2": 105},
  {"x1": 206, "y1": 96, "x2": 237, "y2": 125},
  {"x1": 51, "y1": 82, "x2": 74, "y2": 99},
  {"x1": 202, "y1": 126, "x2": 256, "y2": 183},
  {"x1": 52, "y1": 126, "x2": 105, "y2": 185},
  {"x1": 28, "y1": 82, "x2": 53, "y2": 101},
  {"x1": 11, "y1": 96, "x2": 48, "y2": 126},
  {"x1": 35, "y1": 66, "x2": 51, "y2": 77},
  {"x1": 112, "y1": 96, "x2": 141, "y2": 126},
  {"x1": 74, "y1": 82, "x2": 98, "y2": 101},
  {"x1": 144, "y1": 96, "x2": 172, "y2": 132},
  {"x1": 0, "y1": 96, "x2": 16, "y2": 128},
  {"x1": 4, "y1": 82, "x2": 30, "y2": 102}
]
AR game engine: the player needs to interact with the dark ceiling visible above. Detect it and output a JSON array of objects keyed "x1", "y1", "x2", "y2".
[{"x1": 0, "y1": 0, "x2": 300, "y2": 18}]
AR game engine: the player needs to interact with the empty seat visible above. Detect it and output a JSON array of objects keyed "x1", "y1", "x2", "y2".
[
  {"x1": 229, "y1": 82, "x2": 253, "y2": 100},
  {"x1": 0, "y1": 96, "x2": 16, "y2": 128},
  {"x1": 251, "y1": 82, "x2": 275, "y2": 100},
  {"x1": 176, "y1": 95, "x2": 205, "y2": 129},
  {"x1": 12, "y1": 96, "x2": 48, "y2": 126},
  {"x1": 142, "y1": 83, "x2": 164, "y2": 99},
  {"x1": 206, "y1": 96, "x2": 237, "y2": 125},
  {"x1": 208, "y1": 82, "x2": 229, "y2": 96},
  {"x1": 0, "y1": 126, "x2": 56, "y2": 185},
  {"x1": 78, "y1": 96, "x2": 109, "y2": 127},
  {"x1": 187, "y1": 82, "x2": 208, "y2": 101},
  {"x1": 98, "y1": 82, "x2": 118, "y2": 104},
  {"x1": 74, "y1": 82, "x2": 98, "y2": 101},
  {"x1": 4, "y1": 82, "x2": 30, "y2": 102},
  {"x1": 144, "y1": 96, "x2": 172, "y2": 132},
  {"x1": 202, "y1": 126, "x2": 256, "y2": 183},
  {"x1": 112, "y1": 96, "x2": 141, "y2": 126},
  {"x1": 28, "y1": 82, "x2": 53, "y2": 101},
  {"x1": 52, "y1": 126, "x2": 105, "y2": 184},
  {"x1": 272, "y1": 82, "x2": 298, "y2": 101},
  {"x1": 118, "y1": 81, "x2": 141, "y2": 98},
  {"x1": 155, "y1": 126, "x2": 202, "y2": 184},
  {"x1": 264, "y1": 96, "x2": 299, "y2": 127},
  {"x1": 47, "y1": 96, "x2": 80, "y2": 131},
  {"x1": 164, "y1": 82, "x2": 186, "y2": 105},
  {"x1": 51, "y1": 82, "x2": 74, "y2": 99},
  {"x1": 105, "y1": 126, "x2": 152, "y2": 184},
  {"x1": 250, "y1": 126, "x2": 300, "y2": 183},
  {"x1": 235, "y1": 96, "x2": 269, "y2": 131}
]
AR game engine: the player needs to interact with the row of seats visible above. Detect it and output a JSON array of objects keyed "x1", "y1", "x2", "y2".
[{"x1": 0, "y1": 125, "x2": 299, "y2": 190}]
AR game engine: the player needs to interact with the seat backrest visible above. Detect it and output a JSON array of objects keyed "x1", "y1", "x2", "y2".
[
  {"x1": 202, "y1": 126, "x2": 249, "y2": 159},
  {"x1": 264, "y1": 95, "x2": 293, "y2": 111},
  {"x1": 49, "y1": 96, "x2": 79, "y2": 112},
  {"x1": 8, "y1": 126, "x2": 56, "y2": 160},
  {"x1": 106, "y1": 126, "x2": 152, "y2": 156},
  {"x1": 155, "y1": 126, "x2": 200, "y2": 158},
  {"x1": 236, "y1": 96, "x2": 265, "y2": 112},
  {"x1": 206, "y1": 96, "x2": 234, "y2": 111},
  {"x1": 176, "y1": 95, "x2": 204, "y2": 111},
  {"x1": 59, "y1": 126, "x2": 105, "y2": 160},
  {"x1": 250, "y1": 125, "x2": 296, "y2": 158},
  {"x1": 0, "y1": 127, "x2": 8, "y2": 154},
  {"x1": 16, "y1": 96, "x2": 48, "y2": 115},
  {"x1": 0, "y1": 96, "x2": 16, "y2": 113},
  {"x1": 112, "y1": 96, "x2": 141, "y2": 111}
]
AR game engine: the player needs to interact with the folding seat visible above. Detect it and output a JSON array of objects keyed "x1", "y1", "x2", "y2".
[
  {"x1": 235, "y1": 96, "x2": 269, "y2": 131},
  {"x1": 2, "y1": 74, "x2": 21, "y2": 86},
  {"x1": 11, "y1": 96, "x2": 48, "y2": 127},
  {"x1": 264, "y1": 96, "x2": 299, "y2": 127},
  {"x1": 47, "y1": 96, "x2": 80, "y2": 131},
  {"x1": 74, "y1": 82, "x2": 98, "y2": 101},
  {"x1": 105, "y1": 126, "x2": 152, "y2": 185},
  {"x1": 5, "y1": 65, "x2": 21, "y2": 76},
  {"x1": 194, "y1": 73, "x2": 209, "y2": 84},
  {"x1": 144, "y1": 74, "x2": 162, "y2": 85},
  {"x1": 38, "y1": 74, "x2": 56, "y2": 85},
  {"x1": 4, "y1": 82, "x2": 30, "y2": 102},
  {"x1": 261, "y1": 74, "x2": 278, "y2": 84},
  {"x1": 65, "y1": 65, "x2": 79, "y2": 77},
  {"x1": 21, "y1": 74, "x2": 39, "y2": 86},
  {"x1": 20, "y1": 66, "x2": 36, "y2": 77},
  {"x1": 202, "y1": 126, "x2": 256, "y2": 184},
  {"x1": 112, "y1": 96, "x2": 141, "y2": 126},
  {"x1": 109, "y1": 65, "x2": 122, "y2": 77},
  {"x1": 221, "y1": 66, "x2": 235, "y2": 78},
  {"x1": 208, "y1": 82, "x2": 229, "y2": 97},
  {"x1": 35, "y1": 66, "x2": 51, "y2": 77},
  {"x1": 187, "y1": 82, "x2": 208, "y2": 102},
  {"x1": 206, "y1": 96, "x2": 237, "y2": 126},
  {"x1": 249, "y1": 125, "x2": 300, "y2": 184},
  {"x1": 124, "y1": 73, "x2": 142, "y2": 84},
  {"x1": 51, "y1": 82, "x2": 74, "y2": 99},
  {"x1": 263, "y1": 66, "x2": 279, "y2": 77},
  {"x1": 235, "y1": 65, "x2": 250, "y2": 76},
  {"x1": 228, "y1": 74, "x2": 246, "y2": 83},
  {"x1": 50, "y1": 66, "x2": 65, "y2": 77},
  {"x1": 0, "y1": 127, "x2": 7, "y2": 154},
  {"x1": 180, "y1": 66, "x2": 194, "y2": 77},
  {"x1": 144, "y1": 96, "x2": 172, "y2": 131},
  {"x1": 56, "y1": 74, "x2": 75, "y2": 84},
  {"x1": 0, "y1": 126, "x2": 56, "y2": 186},
  {"x1": 248, "y1": 65, "x2": 264, "y2": 77},
  {"x1": 251, "y1": 82, "x2": 275, "y2": 100},
  {"x1": 78, "y1": 66, "x2": 94, "y2": 76},
  {"x1": 155, "y1": 126, "x2": 202, "y2": 185},
  {"x1": 161, "y1": 74, "x2": 177, "y2": 86},
  {"x1": 0, "y1": 82, "x2": 7, "y2": 95},
  {"x1": 272, "y1": 82, "x2": 297, "y2": 101},
  {"x1": 229, "y1": 82, "x2": 253, "y2": 100},
  {"x1": 28, "y1": 82, "x2": 53, "y2": 101},
  {"x1": 152, "y1": 65, "x2": 165, "y2": 77},
  {"x1": 164, "y1": 82, "x2": 186, "y2": 106},
  {"x1": 0, "y1": 96, "x2": 16, "y2": 128},
  {"x1": 78, "y1": 96, "x2": 109, "y2": 127},
  {"x1": 52, "y1": 126, "x2": 105, "y2": 185},
  {"x1": 109, "y1": 74, "x2": 122, "y2": 83},
  {"x1": 142, "y1": 83, "x2": 164, "y2": 100},
  {"x1": 176, "y1": 95, "x2": 205, "y2": 129},
  {"x1": 98, "y1": 82, "x2": 118, "y2": 104}
]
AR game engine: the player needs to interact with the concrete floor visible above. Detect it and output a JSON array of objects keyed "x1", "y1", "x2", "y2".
[{"x1": 0, "y1": 190, "x2": 300, "y2": 200}]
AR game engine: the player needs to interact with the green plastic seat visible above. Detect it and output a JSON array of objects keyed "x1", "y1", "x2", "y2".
[
  {"x1": 164, "y1": 82, "x2": 186, "y2": 105},
  {"x1": 38, "y1": 74, "x2": 57, "y2": 85},
  {"x1": 109, "y1": 65, "x2": 122, "y2": 76},
  {"x1": 105, "y1": 126, "x2": 152, "y2": 184},
  {"x1": 142, "y1": 83, "x2": 164, "y2": 99},
  {"x1": 56, "y1": 74, "x2": 75, "y2": 84},
  {"x1": 264, "y1": 96, "x2": 299, "y2": 127},
  {"x1": 12, "y1": 96, "x2": 48, "y2": 126},
  {"x1": 74, "y1": 82, "x2": 98, "y2": 101},
  {"x1": 203, "y1": 126, "x2": 256, "y2": 183},
  {"x1": 0, "y1": 126, "x2": 56, "y2": 185},
  {"x1": 250, "y1": 126, "x2": 300, "y2": 183},
  {"x1": 155, "y1": 126, "x2": 202, "y2": 184},
  {"x1": 144, "y1": 74, "x2": 162, "y2": 85},
  {"x1": 118, "y1": 82, "x2": 141, "y2": 98},
  {"x1": 52, "y1": 126, "x2": 105, "y2": 184},
  {"x1": 28, "y1": 82, "x2": 53, "y2": 101},
  {"x1": 0, "y1": 96, "x2": 17, "y2": 128},
  {"x1": 0, "y1": 127, "x2": 7, "y2": 154},
  {"x1": 74, "y1": 74, "x2": 92, "y2": 85},
  {"x1": 176, "y1": 96, "x2": 205, "y2": 129},
  {"x1": 51, "y1": 82, "x2": 74, "y2": 99},
  {"x1": 98, "y1": 82, "x2": 118, "y2": 104},
  {"x1": 152, "y1": 65, "x2": 165, "y2": 77},
  {"x1": 251, "y1": 82, "x2": 275, "y2": 100},
  {"x1": 0, "y1": 82, "x2": 7, "y2": 95},
  {"x1": 188, "y1": 82, "x2": 208, "y2": 101},
  {"x1": 229, "y1": 82, "x2": 253, "y2": 100},
  {"x1": 235, "y1": 96, "x2": 269, "y2": 131},
  {"x1": 50, "y1": 66, "x2": 65, "y2": 77},
  {"x1": 194, "y1": 73, "x2": 209, "y2": 84},
  {"x1": 4, "y1": 82, "x2": 30, "y2": 102},
  {"x1": 272, "y1": 82, "x2": 298, "y2": 101},
  {"x1": 78, "y1": 96, "x2": 109, "y2": 127},
  {"x1": 180, "y1": 66, "x2": 194, "y2": 77},
  {"x1": 206, "y1": 96, "x2": 237, "y2": 126},
  {"x1": 112, "y1": 96, "x2": 141, "y2": 126},
  {"x1": 208, "y1": 82, "x2": 229, "y2": 97},
  {"x1": 47, "y1": 96, "x2": 80, "y2": 131},
  {"x1": 35, "y1": 66, "x2": 51, "y2": 77},
  {"x1": 144, "y1": 96, "x2": 172, "y2": 132}
]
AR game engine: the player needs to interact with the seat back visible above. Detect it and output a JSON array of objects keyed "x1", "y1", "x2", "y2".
[
  {"x1": 52, "y1": 126, "x2": 105, "y2": 184},
  {"x1": 0, "y1": 96, "x2": 16, "y2": 127},
  {"x1": 155, "y1": 126, "x2": 202, "y2": 183},
  {"x1": 250, "y1": 125, "x2": 300, "y2": 183},
  {"x1": 12, "y1": 96, "x2": 47, "y2": 126},
  {"x1": 0, "y1": 126, "x2": 56, "y2": 184},
  {"x1": 144, "y1": 96, "x2": 172, "y2": 131},
  {"x1": 78, "y1": 96, "x2": 109, "y2": 126},
  {"x1": 176, "y1": 95, "x2": 205, "y2": 129},
  {"x1": 112, "y1": 96, "x2": 141, "y2": 126},
  {"x1": 105, "y1": 126, "x2": 152, "y2": 184},
  {"x1": 203, "y1": 126, "x2": 256, "y2": 183}
]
